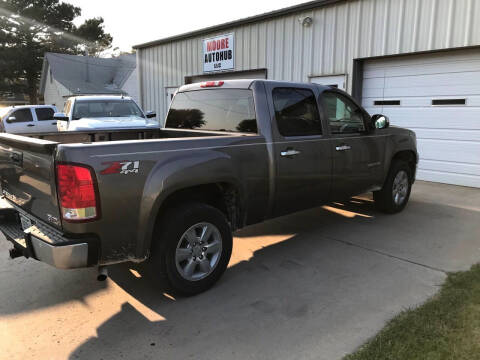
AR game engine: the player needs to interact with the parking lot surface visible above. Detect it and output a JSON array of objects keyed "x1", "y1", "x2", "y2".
[{"x1": 1, "y1": 181, "x2": 479, "y2": 360}]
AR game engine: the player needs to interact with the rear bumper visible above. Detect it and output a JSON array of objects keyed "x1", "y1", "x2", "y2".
[{"x1": 0, "y1": 205, "x2": 98, "y2": 269}]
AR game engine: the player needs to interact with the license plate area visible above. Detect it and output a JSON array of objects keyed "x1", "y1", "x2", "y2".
[{"x1": 20, "y1": 214, "x2": 34, "y2": 231}]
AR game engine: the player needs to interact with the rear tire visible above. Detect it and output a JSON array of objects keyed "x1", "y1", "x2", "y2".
[
  {"x1": 151, "y1": 202, "x2": 232, "y2": 296},
  {"x1": 374, "y1": 160, "x2": 412, "y2": 214}
]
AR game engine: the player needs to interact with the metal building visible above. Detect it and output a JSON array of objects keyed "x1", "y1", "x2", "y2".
[{"x1": 134, "y1": 0, "x2": 480, "y2": 188}]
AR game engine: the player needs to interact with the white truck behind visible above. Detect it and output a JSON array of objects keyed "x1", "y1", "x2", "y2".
[{"x1": 54, "y1": 95, "x2": 158, "y2": 131}]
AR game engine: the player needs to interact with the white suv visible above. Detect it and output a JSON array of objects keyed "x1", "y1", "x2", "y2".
[{"x1": 0, "y1": 105, "x2": 58, "y2": 134}]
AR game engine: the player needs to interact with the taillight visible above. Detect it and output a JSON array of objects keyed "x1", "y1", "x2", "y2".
[
  {"x1": 200, "y1": 81, "x2": 224, "y2": 88},
  {"x1": 56, "y1": 164, "x2": 99, "y2": 222}
]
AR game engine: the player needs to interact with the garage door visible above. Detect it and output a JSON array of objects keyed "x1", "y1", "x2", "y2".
[{"x1": 362, "y1": 49, "x2": 480, "y2": 188}]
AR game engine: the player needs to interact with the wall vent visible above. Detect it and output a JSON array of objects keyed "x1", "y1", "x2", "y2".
[
  {"x1": 432, "y1": 99, "x2": 466, "y2": 106},
  {"x1": 374, "y1": 100, "x2": 400, "y2": 106}
]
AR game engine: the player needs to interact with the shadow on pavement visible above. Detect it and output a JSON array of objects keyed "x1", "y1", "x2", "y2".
[
  {"x1": 0, "y1": 250, "x2": 107, "y2": 315},
  {"x1": 2, "y1": 189, "x2": 478, "y2": 359},
  {"x1": 68, "y1": 195, "x2": 474, "y2": 359}
]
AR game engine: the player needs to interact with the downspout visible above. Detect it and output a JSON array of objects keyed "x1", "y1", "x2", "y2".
[{"x1": 85, "y1": 51, "x2": 90, "y2": 83}]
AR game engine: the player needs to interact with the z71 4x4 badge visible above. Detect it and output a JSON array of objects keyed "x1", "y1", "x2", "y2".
[{"x1": 101, "y1": 161, "x2": 140, "y2": 175}]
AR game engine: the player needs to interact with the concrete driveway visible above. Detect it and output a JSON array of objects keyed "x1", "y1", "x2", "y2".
[{"x1": 1, "y1": 181, "x2": 479, "y2": 360}]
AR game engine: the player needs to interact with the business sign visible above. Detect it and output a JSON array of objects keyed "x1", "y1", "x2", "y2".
[{"x1": 203, "y1": 33, "x2": 234, "y2": 73}]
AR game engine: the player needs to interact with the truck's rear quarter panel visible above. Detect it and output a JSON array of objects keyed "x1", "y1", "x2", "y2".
[{"x1": 56, "y1": 134, "x2": 270, "y2": 264}]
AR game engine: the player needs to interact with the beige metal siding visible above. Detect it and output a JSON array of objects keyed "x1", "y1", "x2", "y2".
[
  {"x1": 139, "y1": 0, "x2": 480, "y2": 124},
  {"x1": 121, "y1": 68, "x2": 140, "y2": 105},
  {"x1": 43, "y1": 65, "x2": 71, "y2": 110}
]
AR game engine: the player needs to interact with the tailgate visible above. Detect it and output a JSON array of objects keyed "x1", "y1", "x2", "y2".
[{"x1": 0, "y1": 133, "x2": 61, "y2": 228}]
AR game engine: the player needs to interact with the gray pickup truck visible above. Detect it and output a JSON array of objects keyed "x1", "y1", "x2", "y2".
[{"x1": 0, "y1": 80, "x2": 417, "y2": 295}]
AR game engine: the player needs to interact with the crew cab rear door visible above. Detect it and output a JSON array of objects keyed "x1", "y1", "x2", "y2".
[
  {"x1": 266, "y1": 83, "x2": 332, "y2": 216},
  {"x1": 33, "y1": 107, "x2": 58, "y2": 133}
]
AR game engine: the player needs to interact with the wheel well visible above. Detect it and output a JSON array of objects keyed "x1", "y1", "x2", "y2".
[
  {"x1": 155, "y1": 183, "x2": 241, "y2": 230},
  {"x1": 392, "y1": 150, "x2": 417, "y2": 175}
]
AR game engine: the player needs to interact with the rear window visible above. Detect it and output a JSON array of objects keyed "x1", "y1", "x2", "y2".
[
  {"x1": 165, "y1": 89, "x2": 257, "y2": 133},
  {"x1": 72, "y1": 100, "x2": 144, "y2": 120}
]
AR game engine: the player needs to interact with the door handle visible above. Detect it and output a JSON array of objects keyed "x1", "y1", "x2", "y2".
[
  {"x1": 8, "y1": 151, "x2": 22, "y2": 166},
  {"x1": 51, "y1": 122, "x2": 57, "y2": 125},
  {"x1": 335, "y1": 144, "x2": 351, "y2": 151},
  {"x1": 281, "y1": 149, "x2": 301, "y2": 157},
  {"x1": 27, "y1": 124, "x2": 35, "y2": 127}
]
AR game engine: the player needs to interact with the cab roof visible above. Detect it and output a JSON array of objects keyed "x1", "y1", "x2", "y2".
[
  {"x1": 178, "y1": 79, "x2": 330, "y2": 92},
  {"x1": 68, "y1": 95, "x2": 134, "y2": 102},
  {"x1": 0, "y1": 105, "x2": 56, "y2": 112}
]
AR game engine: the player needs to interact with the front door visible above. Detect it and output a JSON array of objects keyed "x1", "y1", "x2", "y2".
[
  {"x1": 4, "y1": 108, "x2": 35, "y2": 134},
  {"x1": 268, "y1": 85, "x2": 332, "y2": 216},
  {"x1": 321, "y1": 90, "x2": 385, "y2": 200}
]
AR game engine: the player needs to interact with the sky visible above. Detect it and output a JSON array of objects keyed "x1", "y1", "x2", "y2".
[{"x1": 68, "y1": 0, "x2": 310, "y2": 52}]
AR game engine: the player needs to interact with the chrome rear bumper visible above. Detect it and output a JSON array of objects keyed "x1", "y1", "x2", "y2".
[
  {"x1": 30, "y1": 238, "x2": 88, "y2": 269},
  {"x1": 0, "y1": 204, "x2": 95, "y2": 269}
]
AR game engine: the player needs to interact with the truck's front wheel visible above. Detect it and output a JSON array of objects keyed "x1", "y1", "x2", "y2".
[
  {"x1": 374, "y1": 160, "x2": 413, "y2": 213},
  {"x1": 153, "y1": 203, "x2": 233, "y2": 296}
]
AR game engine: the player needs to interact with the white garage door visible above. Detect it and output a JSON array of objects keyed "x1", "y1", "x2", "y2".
[{"x1": 362, "y1": 49, "x2": 480, "y2": 188}]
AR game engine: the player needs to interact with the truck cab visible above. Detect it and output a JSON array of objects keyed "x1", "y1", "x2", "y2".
[{"x1": 0, "y1": 105, "x2": 58, "y2": 134}]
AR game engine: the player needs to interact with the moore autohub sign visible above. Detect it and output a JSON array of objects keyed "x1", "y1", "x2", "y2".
[{"x1": 203, "y1": 33, "x2": 234, "y2": 73}]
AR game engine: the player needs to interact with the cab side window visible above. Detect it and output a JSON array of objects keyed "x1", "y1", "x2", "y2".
[
  {"x1": 273, "y1": 88, "x2": 322, "y2": 137},
  {"x1": 9, "y1": 109, "x2": 33, "y2": 123},
  {"x1": 322, "y1": 92, "x2": 366, "y2": 134},
  {"x1": 35, "y1": 108, "x2": 55, "y2": 121}
]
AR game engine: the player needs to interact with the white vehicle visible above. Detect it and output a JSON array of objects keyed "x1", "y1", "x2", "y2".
[
  {"x1": 54, "y1": 96, "x2": 158, "y2": 131},
  {"x1": 0, "y1": 105, "x2": 58, "y2": 134}
]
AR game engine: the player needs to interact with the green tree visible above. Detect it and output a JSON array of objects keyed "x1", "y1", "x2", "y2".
[{"x1": 0, "y1": 0, "x2": 113, "y2": 104}]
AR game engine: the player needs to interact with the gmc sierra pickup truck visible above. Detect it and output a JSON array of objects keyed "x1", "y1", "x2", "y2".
[{"x1": 0, "y1": 80, "x2": 417, "y2": 295}]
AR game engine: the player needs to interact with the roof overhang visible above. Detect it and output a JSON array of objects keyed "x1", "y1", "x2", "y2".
[{"x1": 133, "y1": 0, "x2": 345, "y2": 49}]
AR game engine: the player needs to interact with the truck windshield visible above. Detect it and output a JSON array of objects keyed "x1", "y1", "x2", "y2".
[
  {"x1": 165, "y1": 89, "x2": 257, "y2": 133},
  {"x1": 72, "y1": 100, "x2": 144, "y2": 120}
]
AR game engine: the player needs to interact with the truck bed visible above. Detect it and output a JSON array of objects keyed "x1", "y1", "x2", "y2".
[
  {"x1": 12, "y1": 127, "x2": 241, "y2": 144},
  {"x1": 0, "y1": 127, "x2": 255, "y2": 230}
]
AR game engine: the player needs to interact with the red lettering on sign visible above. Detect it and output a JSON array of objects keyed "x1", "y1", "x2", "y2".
[{"x1": 206, "y1": 37, "x2": 230, "y2": 52}]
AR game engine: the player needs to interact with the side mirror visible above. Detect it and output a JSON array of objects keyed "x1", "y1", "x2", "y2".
[
  {"x1": 53, "y1": 112, "x2": 68, "y2": 121},
  {"x1": 371, "y1": 114, "x2": 389, "y2": 129},
  {"x1": 6, "y1": 116, "x2": 16, "y2": 124},
  {"x1": 145, "y1": 111, "x2": 156, "y2": 119}
]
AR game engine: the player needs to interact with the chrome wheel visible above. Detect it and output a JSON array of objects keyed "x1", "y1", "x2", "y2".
[
  {"x1": 392, "y1": 170, "x2": 409, "y2": 205},
  {"x1": 175, "y1": 222, "x2": 222, "y2": 281}
]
